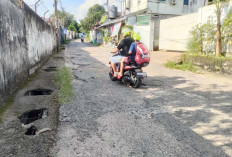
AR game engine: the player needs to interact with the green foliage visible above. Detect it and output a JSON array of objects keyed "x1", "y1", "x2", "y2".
[
  {"x1": 0, "y1": 97, "x2": 14, "y2": 123},
  {"x1": 187, "y1": 25, "x2": 202, "y2": 53},
  {"x1": 187, "y1": 19, "x2": 216, "y2": 54},
  {"x1": 68, "y1": 24, "x2": 76, "y2": 32},
  {"x1": 63, "y1": 39, "x2": 71, "y2": 44},
  {"x1": 222, "y1": 11, "x2": 232, "y2": 51},
  {"x1": 122, "y1": 25, "x2": 133, "y2": 30},
  {"x1": 80, "y1": 4, "x2": 105, "y2": 34},
  {"x1": 51, "y1": 9, "x2": 80, "y2": 32},
  {"x1": 70, "y1": 21, "x2": 80, "y2": 33},
  {"x1": 164, "y1": 61, "x2": 198, "y2": 73},
  {"x1": 87, "y1": 4, "x2": 105, "y2": 16},
  {"x1": 54, "y1": 67, "x2": 74, "y2": 104},
  {"x1": 86, "y1": 34, "x2": 90, "y2": 42}
]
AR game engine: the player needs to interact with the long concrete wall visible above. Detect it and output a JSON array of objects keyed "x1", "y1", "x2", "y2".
[
  {"x1": 0, "y1": 0, "x2": 57, "y2": 103},
  {"x1": 159, "y1": 3, "x2": 232, "y2": 51}
]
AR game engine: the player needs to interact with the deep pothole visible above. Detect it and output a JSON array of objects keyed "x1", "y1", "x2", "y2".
[
  {"x1": 25, "y1": 126, "x2": 37, "y2": 135},
  {"x1": 44, "y1": 66, "x2": 58, "y2": 72},
  {"x1": 19, "y1": 108, "x2": 48, "y2": 125},
  {"x1": 24, "y1": 89, "x2": 53, "y2": 96}
]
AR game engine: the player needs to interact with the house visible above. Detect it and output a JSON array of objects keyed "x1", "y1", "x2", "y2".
[
  {"x1": 120, "y1": 0, "x2": 210, "y2": 50},
  {"x1": 95, "y1": 0, "x2": 210, "y2": 50}
]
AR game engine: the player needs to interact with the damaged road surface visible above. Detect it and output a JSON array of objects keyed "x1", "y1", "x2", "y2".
[{"x1": 52, "y1": 40, "x2": 232, "y2": 156}]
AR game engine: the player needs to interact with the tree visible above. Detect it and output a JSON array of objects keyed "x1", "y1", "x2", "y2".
[
  {"x1": 70, "y1": 21, "x2": 80, "y2": 33},
  {"x1": 80, "y1": 4, "x2": 105, "y2": 34},
  {"x1": 51, "y1": 9, "x2": 79, "y2": 29},
  {"x1": 68, "y1": 24, "x2": 76, "y2": 32},
  {"x1": 222, "y1": 11, "x2": 232, "y2": 53},
  {"x1": 187, "y1": 20, "x2": 216, "y2": 54},
  {"x1": 87, "y1": 4, "x2": 105, "y2": 17},
  {"x1": 213, "y1": 0, "x2": 229, "y2": 56}
]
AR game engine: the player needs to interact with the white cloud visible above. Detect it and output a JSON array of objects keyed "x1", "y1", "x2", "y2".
[{"x1": 75, "y1": 0, "x2": 121, "y2": 22}]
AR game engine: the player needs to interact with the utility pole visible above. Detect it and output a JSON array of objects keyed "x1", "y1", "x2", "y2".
[
  {"x1": 54, "y1": 0, "x2": 59, "y2": 52},
  {"x1": 35, "y1": 0, "x2": 40, "y2": 14},
  {"x1": 107, "y1": 0, "x2": 109, "y2": 17}
]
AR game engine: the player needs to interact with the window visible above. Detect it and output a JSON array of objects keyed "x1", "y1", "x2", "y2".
[{"x1": 184, "y1": 0, "x2": 189, "y2": 5}]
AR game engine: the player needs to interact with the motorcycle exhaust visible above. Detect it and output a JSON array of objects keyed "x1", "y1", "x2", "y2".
[{"x1": 137, "y1": 72, "x2": 147, "y2": 78}]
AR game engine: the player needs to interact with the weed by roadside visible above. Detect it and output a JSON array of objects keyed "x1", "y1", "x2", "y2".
[
  {"x1": 54, "y1": 67, "x2": 74, "y2": 104},
  {"x1": 0, "y1": 97, "x2": 14, "y2": 122},
  {"x1": 93, "y1": 43, "x2": 101, "y2": 46},
  {"x1": 165, "y1": 60, "x2": 198, "y2": 73},
  {"x1": 63, "y1": 39, "x2": 71, "y2": 44}
]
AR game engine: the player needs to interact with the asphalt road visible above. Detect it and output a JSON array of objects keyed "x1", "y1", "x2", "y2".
[{"x1": 52, "y1": 40, "x2": 232, "y2": 157}]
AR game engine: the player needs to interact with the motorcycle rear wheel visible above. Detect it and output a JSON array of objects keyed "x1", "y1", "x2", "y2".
[{"x1": 131, "y1": 74, "x2": 141, "y2": 88}]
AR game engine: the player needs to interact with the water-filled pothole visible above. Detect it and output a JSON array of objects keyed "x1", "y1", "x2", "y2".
[
  {"x1": 24, "y1": 89, "x2": 53, "y2": 96},
  {"x1": 19, "y1": 108, "x2": 48, "y2": 125},
  {"x1": 25, "y1": 126, "x2": 37, "y2": 135},
  {"x1": 44, "y1": 66, "x2": 58, "y2": 72}
]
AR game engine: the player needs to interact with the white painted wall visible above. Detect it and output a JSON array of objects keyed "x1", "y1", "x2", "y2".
[
  {"x1": 159, "y1": 13, "x2": 198, "y2": 51},
  {"x1": 159, "y1": 2, "x2": 232, "y2": 51},
  {"x1": 129, "y1": 0, "x2": 147, "y2": 13},
  {"x1": 134, "y1": 24, "x2": 153, "y2": 51},
  {"x1": 0, "y1": 0, "x2": 57, "y2": 102}
]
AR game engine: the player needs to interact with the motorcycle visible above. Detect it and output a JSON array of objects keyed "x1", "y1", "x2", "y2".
[{"x1": 109, "y1": 54, "x2": 148, "y2": 88}]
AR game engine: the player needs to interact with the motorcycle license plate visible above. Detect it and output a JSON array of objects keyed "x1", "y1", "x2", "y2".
[{"x1": 137, "y1": 72, "x2": 147, "y2": 77}]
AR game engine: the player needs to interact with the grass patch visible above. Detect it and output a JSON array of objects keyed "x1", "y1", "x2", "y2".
[
  {"x1": 63, "y1": 39, "x2": 71, "y2": 45},
  {"x1": 93, "y1": 43, "x2": 102, "y2": 46},
  {"x1": 0, "y1": 97, "x2": 14, "y2": 123},
  {"x1": 54, "y1": 67, "x2": 74, "y2": 104},
  {"x1": 165, "y1": 61, "x2": 198, "y2": 73}
]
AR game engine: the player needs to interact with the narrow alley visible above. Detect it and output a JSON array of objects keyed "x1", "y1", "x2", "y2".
[{"x1": 52, "y1": 40, "x2": 232, "y2": 157}]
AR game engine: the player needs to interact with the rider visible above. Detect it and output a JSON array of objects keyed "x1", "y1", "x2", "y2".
[
  {"x1": 110, "y1": 31, "x2": 134, "y2": 77},
  {"x1": 81, "y1": 34, "x2": 84, "y2": 43},
  {"x1": 117, "y1": 33, "x2": 141, "y2": 79}
]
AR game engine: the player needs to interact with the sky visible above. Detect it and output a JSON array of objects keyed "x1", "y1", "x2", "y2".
[{"x1": 23, "y1": 0, "x2": 121, "y2": 22}]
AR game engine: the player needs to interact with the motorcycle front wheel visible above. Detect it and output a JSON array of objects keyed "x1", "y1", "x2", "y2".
[{"x1": 109, "y1": 72, "x2": 116, "y2": 81}]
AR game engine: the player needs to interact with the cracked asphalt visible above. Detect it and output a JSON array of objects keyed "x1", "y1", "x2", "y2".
[{"x1": 52, "y1": 40, "x2": 232, "y2": 157}]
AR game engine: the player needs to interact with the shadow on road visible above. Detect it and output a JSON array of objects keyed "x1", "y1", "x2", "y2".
[{"x1": 58, "y1": 40, "x2": 232, "y2": 156}]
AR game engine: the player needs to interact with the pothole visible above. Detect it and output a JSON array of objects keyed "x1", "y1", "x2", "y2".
[
  {"x1": 24, "y1": 89, "x2": 53, "y2": 96},
  {"x1": 25, "y1": 126, "x2": 37, "y2": 135},
  {"x1": 70, "y1": 57, "x2": 78, "y2": 59},
  {"x1": 60, "y1": 46, "x2": 65, "y2": 50},
  {"x1": 19, "y1": 108, "x2": 48, "y2": 125},
  {"x1": 44, "y1": 66, "x2": 58, "y2": 72}
]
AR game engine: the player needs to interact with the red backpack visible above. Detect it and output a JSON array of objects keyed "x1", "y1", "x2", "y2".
[{"x1": 135, "y1": 42, "x2": 150, "y2": 67}]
